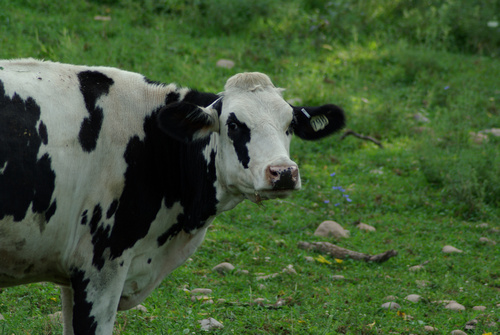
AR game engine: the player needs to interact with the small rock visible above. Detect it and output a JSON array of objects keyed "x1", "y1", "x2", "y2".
[
  {"x1": 444, "y1": 302, "x2": 465, "y2": 311},
  {"x1": 381, "y1": 302, "x2": 400, "y2": 310},
  {"x1": 469, "y1": 131, "x2": 489, "y2": 144},
  {"x1": 357, "y1": 223, "x2": 376, "y2": 232},
  {"x1": 199, "y1": 317, "x2": 224, "y2": 331},
  {"x1": 414, "y1": 113, "x2": 430, "y2": 123},
  {"x1": 404, "y1": 294, "x2": 422, "y2": 303},
  {"x1": 0, "y1": 313, "x2": 4, "y2": 321},
  {"x1": 465, "y1": 319, "x2": 478, "y2": 330},
  {"x1": 487, "y1": 321, "x2": 497, "y2": 328},
  {"x1": 476, "y1": 223, "x2": 489, "y2": 228},
  {"x1": 451, "y1": 330, "x2": 467, "y2": 335},
  {"x1": 442, "y1": 245, "x2": 463, "y2": 253},
  {"x1": 191, "y1": 295, "x2": 211, "y2": 302},
  {"x1": 423, "y1": 325, "x2": 437, "y2": 331},
  {"x1": 332, "y1": 275, "x2": 345, "y2": 280},
  {"x1": 254, "y1": 298, "x2": 268, "y2": 304},
  {"x1": 217, "y1": 299, "x2": 226, "y2": 304},
  {"x1": 131, "y1": 304, "x2": 148, "y2": 312},
  {"x1": 480, "y1": 128, "x2": 500, "y2": 137},
  {"x1": 256, "y1": 273, "x2": 279, "y2": 281},
  {"x1": 384, "y1": 295, "x2": 398, "y2": 301},
  {"x1": 216, "y1": 59, "x2": 235, "y2": 69},
  {"x1": 212, "y1": 262, "x2": 235, "y2": 273},
  {"x1": 48, "y1": 311, "x2": 62, "y2": 324},
  {"x1": 472, "y1": 305, "x2": 486, "y2": 311},
  {"x1": 479, "y1": 237, "x2": 496, "y2": 245},
  {"x1": 304, "y1": 256, "x2": 315, "y2": 262},
  {"x1": 416, "y1": 280, "x2": 431, "y2": 287},
  {"x1": 236, "y1": 269, "x2": 250, "y2": 275},
  {"x1": 191, "y1": 288, "x2": 213, "y2": 296},
  {"x1": 314, "y1": 220, "x2": 350, "y2": 238},
  {"x1": 282, "y1": 264, "x2": 297, "y2": 275},
  {"x1": 258, "y1": 284, "x2": 266, "y2": 290},
  {"x1": 370, "y1": 168, "x2": 384, "y2": 175},
  {"x1": 409, "y1": 264, "x2": 425, "y2": 272}
]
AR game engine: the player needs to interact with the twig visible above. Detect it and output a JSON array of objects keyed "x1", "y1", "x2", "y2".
[
  {"x1": 340, "y1": 129, "x2": 383, "y2": 148},
  {"x1": 297, "y1": 241, "x2": 397, "y2": 263}
]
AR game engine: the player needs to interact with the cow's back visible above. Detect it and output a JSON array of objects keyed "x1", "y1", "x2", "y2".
[{"x1": 0, "y1": 59, "x2": 170, "y2": 286}]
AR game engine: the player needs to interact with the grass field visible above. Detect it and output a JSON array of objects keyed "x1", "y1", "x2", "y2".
[{"x1": 1, "y1": 0, "x2": 499, "y2": 334}]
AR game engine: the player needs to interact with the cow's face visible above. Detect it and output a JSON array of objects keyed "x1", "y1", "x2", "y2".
[{"x1": 157, "y1": 72, "x2": 345, "y2": 203}]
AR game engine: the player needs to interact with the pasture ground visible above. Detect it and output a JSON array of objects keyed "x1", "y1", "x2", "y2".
[{"x1": 1, "y1": 1, "x2": 499, "y2": 334}]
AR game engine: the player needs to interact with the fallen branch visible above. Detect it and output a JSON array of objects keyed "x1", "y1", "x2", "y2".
[
  {"x1": 340, "y1": 129, "x2": 383, "y2": 148},
  {"x1": 298, "y1": 241, "x2": 397, "y2": 263}
]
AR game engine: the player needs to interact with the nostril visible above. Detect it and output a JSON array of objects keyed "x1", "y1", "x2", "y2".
[{"x1": 266, "y1": 165, "x2": 299, "y2": 190}]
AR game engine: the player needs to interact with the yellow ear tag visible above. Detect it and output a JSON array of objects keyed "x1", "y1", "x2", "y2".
[{"x1": 310, "y1": 115, "x2": 329, "y2": 131}]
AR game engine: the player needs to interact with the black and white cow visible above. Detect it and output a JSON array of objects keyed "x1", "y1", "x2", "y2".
[{"x1": 0, "y1": 58, "x2": 344, "y2": 334}]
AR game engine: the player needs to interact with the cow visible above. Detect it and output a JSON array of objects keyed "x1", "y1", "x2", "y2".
[{"x1": 0, "y1": 58, "x2": 345, "y2": 334}]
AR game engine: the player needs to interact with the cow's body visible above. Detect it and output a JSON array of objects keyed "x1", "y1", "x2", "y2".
[{"x1": 0, "y1": 59, "x2": 344, "y2": 334}]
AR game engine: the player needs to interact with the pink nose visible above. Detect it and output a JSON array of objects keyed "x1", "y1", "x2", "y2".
[{"x1": 266, "y1": 165, "x2": 299, "y2": 190}]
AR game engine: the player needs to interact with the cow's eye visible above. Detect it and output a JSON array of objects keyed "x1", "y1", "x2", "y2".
[
  {"x1": 228, "y1": 122, "x2": 239, "y2": 131},
  {"x1": 286, "y1": 119, "x2": 296, "y2": 136}
]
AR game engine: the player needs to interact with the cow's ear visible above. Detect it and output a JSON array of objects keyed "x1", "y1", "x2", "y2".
[
  {"x1": 292, "y1": 104, "x2": 345, "y2": 140},
  {"x1": 157, "y1": 101, "x2": 219, "y2": 142}
]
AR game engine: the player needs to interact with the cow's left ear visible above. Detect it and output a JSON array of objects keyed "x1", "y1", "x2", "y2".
[
  {"x1": 157, "y1": 101, "x2": 220, "y2": 142},
  {"x1": 292, "y1": 104, "x2": 345, "y2": 140}
]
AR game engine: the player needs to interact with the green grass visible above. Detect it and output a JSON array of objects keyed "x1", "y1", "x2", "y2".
[{"x1": 1, "y1": 0, "x2": 499, "y2": 334}]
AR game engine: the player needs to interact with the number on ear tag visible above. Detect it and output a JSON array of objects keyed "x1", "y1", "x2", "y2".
[{"x1": 310, "y1": 115, "x2": 329, "y2": 131}]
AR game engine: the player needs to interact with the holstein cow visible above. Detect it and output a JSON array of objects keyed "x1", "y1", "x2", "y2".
[{"x1": 0, "y1": 58, "x2": 345, "y2": 334}]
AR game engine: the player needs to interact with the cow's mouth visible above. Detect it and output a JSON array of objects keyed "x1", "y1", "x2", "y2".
[{"x1": 248, "y1": 189, "x2": 294, "y2": 204}]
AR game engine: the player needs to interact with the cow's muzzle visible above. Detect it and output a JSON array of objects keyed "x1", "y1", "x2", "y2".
[{"x1": 266, "y1": 165, "x2": 299, "y2": 190}]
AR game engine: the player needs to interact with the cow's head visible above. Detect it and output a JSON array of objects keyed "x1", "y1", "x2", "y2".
[{"x1": 157, "y1": 72, "x2": 345, "y2": 203}]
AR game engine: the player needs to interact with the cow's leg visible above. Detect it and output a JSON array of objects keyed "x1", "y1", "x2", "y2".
[
  {"x1": 60, "y1": 285, "x2": 75, "y2": 335},
  {"x1": 69, "y1": 266, "x2": 127, "y2": 335}
]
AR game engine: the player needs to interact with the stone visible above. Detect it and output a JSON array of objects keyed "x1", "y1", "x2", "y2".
[
  {"x1": 236, "y1": 269, "x2": 250, "y2": 275},
  {"x1": 0, "y1": 313, "x2": 4, "y2": 321},
  {"x1": 304, "y1": 256, "x2": 315, "y2": 262},
  {"x1": 409, "y1": 264, "x2": 425, "y2": 272},
  {"x1": 472, "y1": 305, "x2": 486, "y2": 311},
  {"x1": 282, "y1": 264, "x2": 297, "y2": 275},
  {"x1": 212, "y1": 262, "x2": 235, "y2": 273},
  {"x1": 314, "y1": 220, "x2": 350, "y2": 238},
  {"x1": 444, "y1": 302, "x2": 465, "y2": 311},
  {"x1": 357, "y1": 223, "x2": 376, "y2": 232},
  {"x1": 423, "y1": 326, "x2": 437, "y2": 331},
  {"x1": 442, "y1": 245, "x2": 463, "y2": 253},
  {"x1": 48, "y1": 311, "x2": 62, "y2": 324},
  {"x1": 381, "y1": 302, "x2": 400, "y2": 310},
  {"x1": 404, "y1": 294, "x2": 422, "y2": 303},
  {"x1": 476, "y1": 223, "x2": 489, "y2": 228},
  {"x1": 199, "y1": 317, "x2": 224, "y2": 331},
  {"x1": 384, "y1": 295, "x2": 398, "y2": 301},
  {"x1": 479, "y1": 237, "x2": 496, "y2": 245},
  {"x1": 332, "y1": 275, "x2": 345, "y2": 280},
  {"x1": 416, "y1": 280, "x2": 431, "y2": 287},
  {"x1": 131, "y1": 304, "x2": 148, "y2": 312},
  {"x1": 480, "y1": 128, "x2": 500, "y2": 136},
  {"x1": 414, "y1": 113, "x2": 430, "y2": 123},
  {"x1": 191, "y1": 288, "x2": 213, "y2": 296},
  {"x1": 256, "y1": 273, "x2": 279, "y2": 281},
  {"x1": 216, "y1": 59, "x2": 235, "y2": 69},
  {"x1": 451, "y1": 330, "x2": 467, "y2": 335},
  {"x1": 469, "y1": 131, "x2": 489, "y2": 144},
  {"x1": 191, "y1": 295, "x2": 211, "y2": 302},
  {"x1": 253, "y1": 298, "x2": 268, "y2": 304}
]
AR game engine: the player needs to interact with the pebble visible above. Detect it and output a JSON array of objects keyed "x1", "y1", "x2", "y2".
[
  {"x1": 216, "y1": 59, "x2": 235, "y2": 69},
  {"x1": 191, "y1": 295, "x2": 211, "y2": 302},
  {"x1": 48, "y1": 311, "x2": 62, "y2": 324},
  {"x1": 416, "y1": 280, "x2": 431, "y2": 287},
  {"x1": 450, "y1": 330, "x2": 467, "y2": 335},
  {"x1": 409, "y1": 264, "x2": 425, "y2": 272},
  {"x1": 212, "y1": 262, "x2": 235, "y2": 273},
  {"x1": 332, "y1": 275, "x2": 345, "y2": 280},
  {"x1": 236, "y1": 269, "x2": 250, "y2": 275},
  {"x1": 256, "y1": 273, "x2": 279, "y2": 281},
  {"x1": 404, "y1": 294, "x2": 422, "y2": 303},
  {"x1": 476, "y1": 223, "x2": 489, "y2": 228},
  {"x1": 191, "y1": 288, "x2": 213, "y2": 296},
  {"x1": 381, "y1": 302, "x2": 400, "y2": 310},
  {"x1": 254, "y1": 298, "x2": 268, "y2": 304},
  {"x1": 357, "y1": 223, "x2": 376, "y2": 232},
  {"x1": 472, "y1": 305, "x2": 486, "y2": 311},
  {"x1": 199, "y1": 317, "x2": 224, "y2": 331},
  {"x1": 314, "y1": 220, "x2": 350, "y2": 238},
  {"x1": 444, "y1": 302, "x2": 465, "y2": 311},
  {"x1": 423, "y1": 325, "x2": 437, "y2": 331},
  {"x1": 304, "y1": 256, "x2": 315, "y2": 262},
  {"x1": 414, "y1": 113, "x2": 430, "y2": 123},
  {"x1": 282, "y1": 264, "x2": 297, "y2": 275},
  {"x1": 469, "y1": 131, "x2": 489, "y2": 144},
  {"x1": 384, "y1": 295, "x2": 398, "y2": 301},
  {"x1": 479, "y1": 237, "x2": 496, "y2": 245},
  {"x1": 442, "y1": 245, "x2": 463, "y2": 253},
  {"x1": 131, "y1": 304, "x2": 148, "y2": 312},
  {"x1": 480, "y1": 128, "x2": 500, "y2": 136}
]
